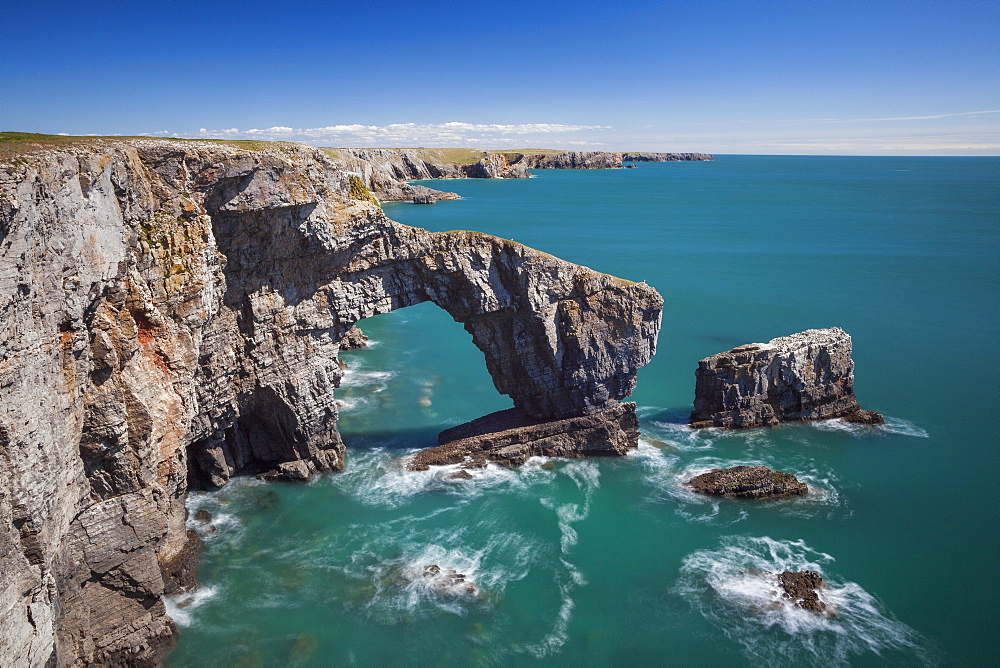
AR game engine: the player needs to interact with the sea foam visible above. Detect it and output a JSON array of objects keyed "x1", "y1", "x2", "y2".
[{"x1": 675, "y1": 536, "x2": 936, "y2": 665}]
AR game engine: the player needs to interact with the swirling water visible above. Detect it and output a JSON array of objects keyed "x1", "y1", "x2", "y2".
[{"x1": 168, "y1": 157, "x2": 998, "y2": 666}]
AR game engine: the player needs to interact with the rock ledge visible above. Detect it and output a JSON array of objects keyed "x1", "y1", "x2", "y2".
[{"x1": 686, "y1": 465, "x2": 807, "y2": 499}]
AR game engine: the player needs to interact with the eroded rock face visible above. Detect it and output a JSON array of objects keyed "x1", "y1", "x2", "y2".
[
  {"x1": 690, "y1": 328, "x2": 882, "y2": 429},
  {"x1": 520, "y1": 151, "x2": 623, "y2": 169},
  {"x1": 324, "y1": 148, "x2": 527, "y2": 201},
  {"x1": 0, "y1": 139, "x2": 661, "y2": 665},
  {"x1": 685, "y1": 465, "x2": 808, "y2": 500},
  {"x1": 620, "y1": 152, "x2": 714, "y2": 162},
  {"x1": 408, "y1": 402, "x2": 640, "y2": 470}
]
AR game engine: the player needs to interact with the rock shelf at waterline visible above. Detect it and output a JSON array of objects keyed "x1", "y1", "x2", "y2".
[
  {"x1": 686, "y1": 465, "x2": 808, "y2": 500},
  {"x1": 690, "y1": 328, "x2": 885, "y2": 429}
]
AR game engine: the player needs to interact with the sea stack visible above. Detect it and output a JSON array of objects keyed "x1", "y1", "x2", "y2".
[{"x1": 690, "y1": 328, "x2": 884, "y2": 429}]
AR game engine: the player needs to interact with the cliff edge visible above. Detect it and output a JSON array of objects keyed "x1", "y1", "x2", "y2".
[{"x1": 0, "y1": 137, "x2": 661, "y2": 665}]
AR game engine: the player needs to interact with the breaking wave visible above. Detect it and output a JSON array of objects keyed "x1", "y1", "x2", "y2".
[{"x1": 675, "y1": 536, "x2": 937, "y2": 665}]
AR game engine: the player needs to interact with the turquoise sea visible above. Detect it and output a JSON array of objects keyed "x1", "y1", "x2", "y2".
[{"x1": 167, "y1": 156, "x2": 999, "y2": 666}]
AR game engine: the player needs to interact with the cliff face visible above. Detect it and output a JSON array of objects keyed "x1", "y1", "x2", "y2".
[
  {"x1": 0, "y1": 139, "x2": 661, "y2": 665},
  {"x1": 519, "y1": 151, "x2": 623, "y2": 169},
  {"x1": 621, "y1": 152, "x2": 714, "y2": 162},
  {"x1": 322, "y1": 149, "x2": 715, "y2": 202},
  {"x1": 689, "y1": 328, "x2": 879, "y2": 429},
  {"x1": 323, "y1": 148, "x2": 528, "y2": 201}
]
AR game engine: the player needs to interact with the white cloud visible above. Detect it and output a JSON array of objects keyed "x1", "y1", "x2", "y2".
[{"x1": 181, "y1": 121, "x2": 612, "y2": 147}]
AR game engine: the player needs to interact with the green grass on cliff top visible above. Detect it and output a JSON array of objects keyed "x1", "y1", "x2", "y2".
[
  {"x1": 0, "y1": 132, "x2": 293, "y2": 158},
  {"x1": 1, "y1": 133, "x2": 601, "y2": 162}
]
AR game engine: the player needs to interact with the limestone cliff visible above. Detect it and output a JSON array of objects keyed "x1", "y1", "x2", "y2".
[
  {"x1": 519, "y1": 151, "x2": 624, "y2": 169},
  {"x1": 321, "y1": 148, "x2": 528, "y2": 201},
  {"x1": 0, "y1": 138, "x2": 661, "y2": 665},
  {"x1": 621, "y1": 152, "x2": 714, "y2": 162},
  {"x1": 689, "y1": 328, "x2": 882, "y2": 429}
]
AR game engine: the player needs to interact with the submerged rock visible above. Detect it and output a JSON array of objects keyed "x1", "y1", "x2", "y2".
[
  {"x1": 690, "y1": 327, "x2": 883, "y2": 429},
  {"x1": 408, "y1": 402, "x2": 640, "y2": 470},
  {"x1": 776, "y1": 570, "x2": 829, "y2": 614},
  {"x1": 686, "y1": 465, "x2": 808, "y2": 500}
]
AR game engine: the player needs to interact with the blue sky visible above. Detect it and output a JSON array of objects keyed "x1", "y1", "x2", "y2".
[{"x1": 3, "y1": 0, "x2": 997, "y2": 154}]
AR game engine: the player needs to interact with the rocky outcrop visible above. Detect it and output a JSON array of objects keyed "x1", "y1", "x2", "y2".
[
  {"x1": 337, "y1": 325, "x2": 369, "y2": 350},
  {"x1": 321, "y1": 149, "x2": 714, "y2": 201},
  {"x1": 323, "y1": 148, "x2": 528, "y2": 201},
  {"x1": 685, "y1": 465, "x2": 808, "y2": 499},
  {"x1": 520, "y1": 151, "x2": 623, "y2": 169},
  {"x1": 0, "y1": 137, "x2": 661, "y2": 665},
  {"x1": 408, "y1": 402, "x2": 639, "y2": 470},
  {"x1": 776, "y1": 570, "x2": 829, "y2": 614},
  {"x1": 621, "y1": 152, "x2": 714, "y2": 162},
  {"x1": 689, "y1": 328, "x2": 883, "y2": 429}
]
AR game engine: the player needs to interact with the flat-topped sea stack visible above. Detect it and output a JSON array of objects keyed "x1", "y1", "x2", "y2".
[
  {"x1": 685, "y1": 465, "x2": 808, "y2": 500},
  {"x1": 690, "y1": 327, "x2": 884, "y2": 429}
]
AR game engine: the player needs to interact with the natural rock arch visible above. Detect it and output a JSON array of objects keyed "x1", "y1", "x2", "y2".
[{"x1": 189, "y1": 165, "x2": 663, "y2": 485}]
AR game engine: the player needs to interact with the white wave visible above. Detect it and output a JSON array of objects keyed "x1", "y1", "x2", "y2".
[
  {"x1": 675, "y1": 536, "x2": 936, "y2": 665},
  {"x1": 324, "y1": 449, "x2": 560, "y2": 508},
  {"x1": 334, "y1": 395, "x2": 371, "y2": 413},
  {"x1": 339, "y1": 368, "x2": 394, "y2": 389},
  {"x1": 163, "y1": 585, "x2": 219, "y2": 627},
  {"x1": 881, "y1": 417, "x2": 929, "y2": 438},
  {"x1": 355, "y1": 530, "x2": 538, "y2": 623},
  {"x1": 811, "y1": 415, "x2": 929, "y2": 439}
]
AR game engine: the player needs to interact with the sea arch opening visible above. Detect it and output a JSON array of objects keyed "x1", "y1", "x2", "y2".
[{"x1": 335, "y1": 301, "x2": 513, "y2": 452}]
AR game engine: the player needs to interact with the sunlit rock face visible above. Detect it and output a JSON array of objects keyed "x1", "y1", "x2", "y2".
[
  {"x1": 690, "y1": 328, "x2": 882, "y2": 429},
  {"x1": 0, "y1": 139, "x2": 661, "y2": 666}
]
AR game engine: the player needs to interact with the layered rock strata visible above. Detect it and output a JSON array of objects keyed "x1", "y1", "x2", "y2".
[
  {"x1": 621, "y1": 152, "x2": 714, "y2": 162},
  {"x1": 323, "y1": 148, "x2": 527, "y2": 201},
  {"x1": 689, "y1": 328, "x2": 883, "y2": 429},
  {"x1": 408, "y1": 402, "x2": 639, "y2": 470},
  {"x1": 323, "y1": 149, "x2": 716, "y2": 202},
  {"x1": 685, "y1": 465, "x2": 808, "y2": 500},
  {"x1": 519, "y1": 151, "x2": 623, "y2": 169},
  {"x1": 0, "y1": 138, "x2": 661, "y2": 665}
]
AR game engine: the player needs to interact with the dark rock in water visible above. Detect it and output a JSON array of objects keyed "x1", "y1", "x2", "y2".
[
  {"x1": 843, "y1": 409, "x2": 885, "y2": 425},
  {"x1": 412, "y1": 194, "x2": 437, "y2": 204},
  {"x1": 289, "y1": 632, "x2": 319, "y2": 664},
  {"x1": 408, "y1": 402, "x2": 639, "y2": 470},
  {"x1": 690, "y1": 327, "x2": 879, "y2": 429},
  {"x1": 777, "y1": 570, "x2": 829, "y2": 613},
  {"x1": 337, "y1": 325, "x2": 369, "y2": 350},
  {"x1": 624, "y1": 164, "x2": 637, "y2": 169},
  {"x1": 686, "y1": 465, "x2": 808, "y2": 500},
  {"x1": 193, "y1": 509, "x2": 211, "y2": 523},
  {"x1": 447, "y1": 469, "x2": 474, "y2": 480},
  {"x1": 257, "y1": 460, "x2": 311, "y2": 482}
]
